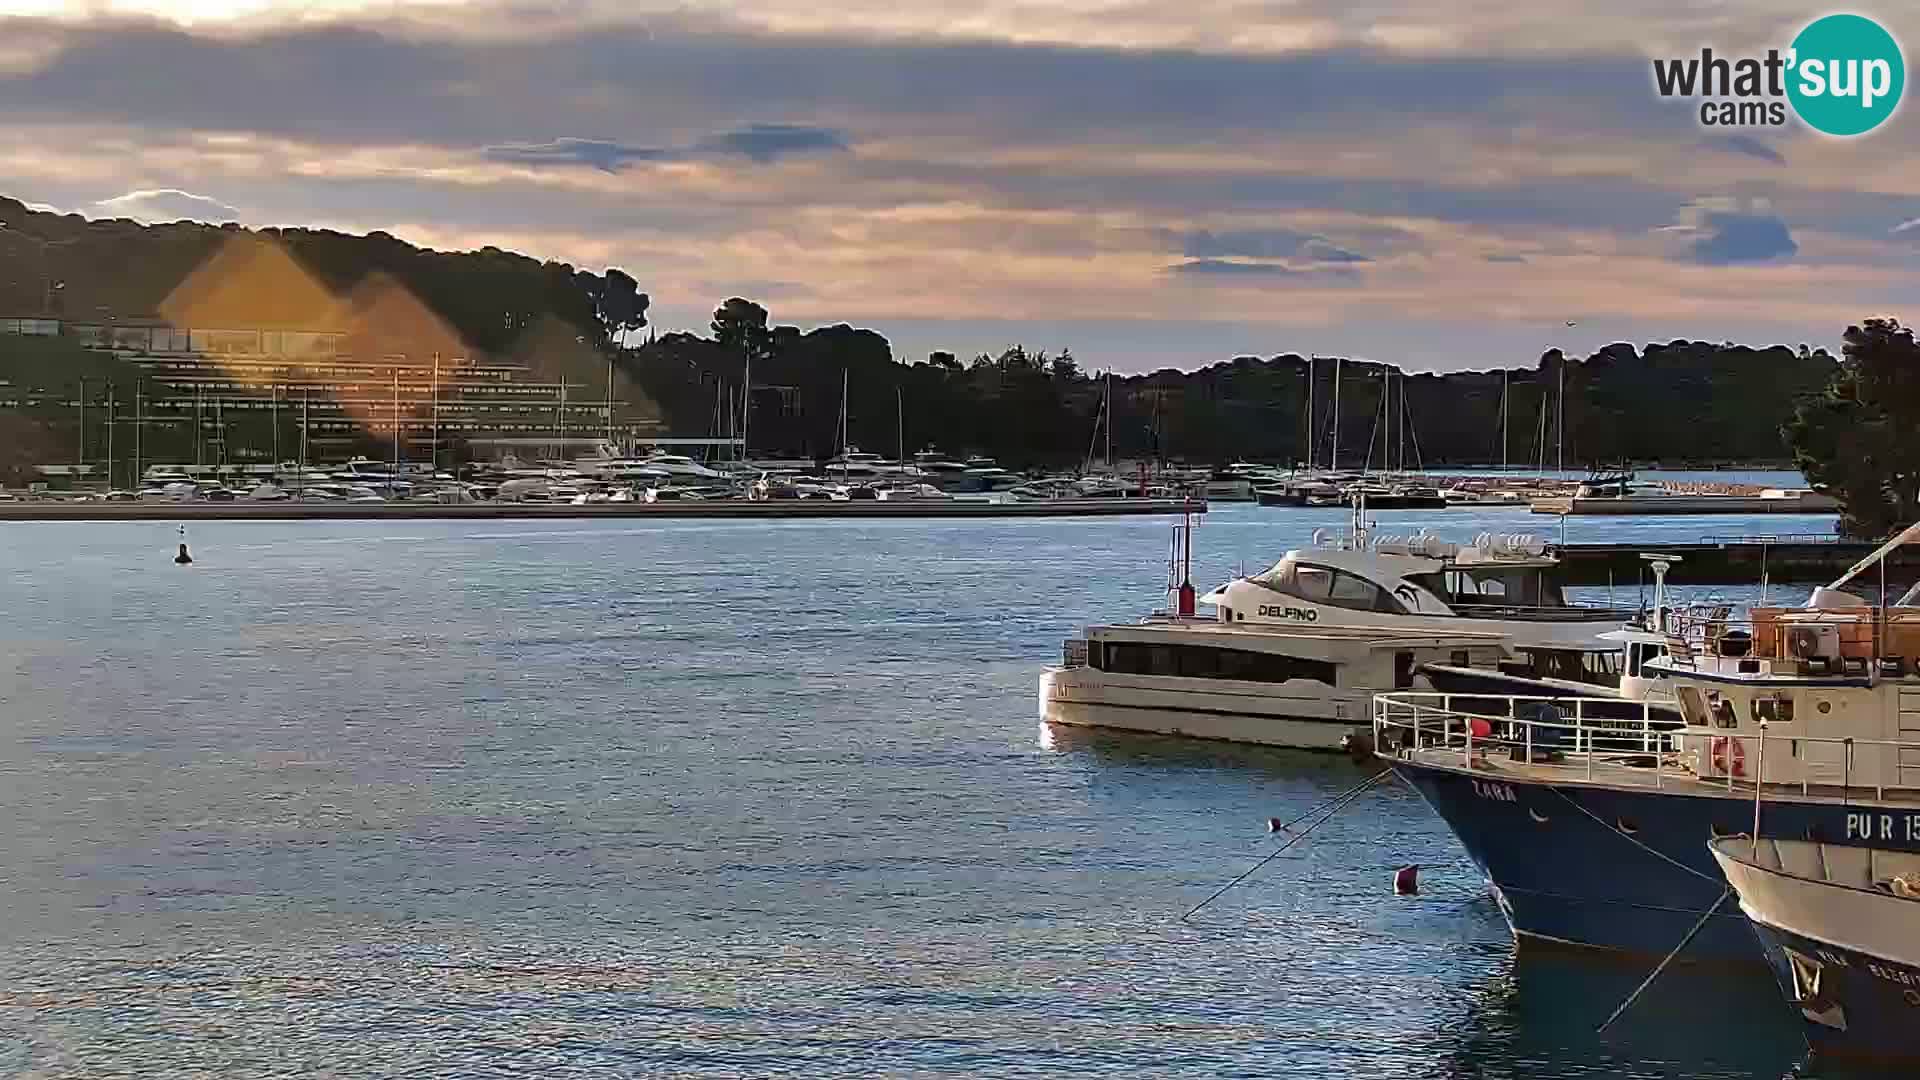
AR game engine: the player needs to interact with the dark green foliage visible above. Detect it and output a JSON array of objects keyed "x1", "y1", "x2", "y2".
[
  {"x1": 1786, "y1": 318, "x2": 1920, "y2": 537},
  {"x1": 0, "y1": 195, "x2": 1855, "y2": 474}
]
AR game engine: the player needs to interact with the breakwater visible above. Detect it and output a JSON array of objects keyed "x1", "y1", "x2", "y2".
[{"x1": 1554, "y1": 536, "x2": 1915, "y2": 586}]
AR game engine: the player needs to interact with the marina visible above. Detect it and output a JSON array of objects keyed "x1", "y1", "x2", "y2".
[
  {"x1": 0, "y1": 499, "x2": 1861, "y2": 1079},
  {"x1": 2, "y1": 3, "x2": 1911, "y2": 1069},
  {"x1": 0, "y1": 495, "x2": 1205, "y2": 521}
]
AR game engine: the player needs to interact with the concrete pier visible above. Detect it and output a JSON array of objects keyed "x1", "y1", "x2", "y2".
[{"x1": 0, "y1": 497, "x2": 1207, "y2": 523}]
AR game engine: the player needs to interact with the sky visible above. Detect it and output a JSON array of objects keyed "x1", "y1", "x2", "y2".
[{"x1": 0, "y1": 1, "x2": 1915, "y2": 372}]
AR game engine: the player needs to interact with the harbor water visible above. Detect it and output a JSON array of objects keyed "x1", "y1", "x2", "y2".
[{"x1": 0, "y1": 490, "x2": 1881, "y2": 1077}]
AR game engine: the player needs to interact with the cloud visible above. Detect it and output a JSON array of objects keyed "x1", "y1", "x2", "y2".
[
  {"x1": 1167, "y1": 258, "x2": 1356, "y2": 279},
  {"x1": 1180, "y1": 228, "x2": 1376, "y2": 264},
  {"x1": 1698, "y1": 134, "x2": 1787, "y2": 166},
  {"x1": 482, "y1": 138, "x2": 671, "y2": 173},
  {"x1": 1483, "y1": 253, "x2": 1528, "y2": 263},
  {"x1": 484, "y1": 125, "x2": 848, "y2": 172},
  {"x1": 1893, "y1": 218, "x2": 1920, "y2": 242},
  {"x1": 1667, "y1": 197, "x2": 1797, "y2": 265},
  {"x1": 695, "y1": 123, "x2": 848, "y2": 163},
  {"x1": 93, "y1": 188, "x2": 238, "y2": 223}
]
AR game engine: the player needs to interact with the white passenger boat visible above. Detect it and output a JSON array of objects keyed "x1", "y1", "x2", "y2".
[
  {"x1": 1202, "y1": 505, "x2": 1635, "y2": 662},
  {"x1": 1041, "y1": 505, "x2": 1511, "y2": 750},
  {"x1": 1043, "y1": 618, "x2": 1507, "y2": 749}
]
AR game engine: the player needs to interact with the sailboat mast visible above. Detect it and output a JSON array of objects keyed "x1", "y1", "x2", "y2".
[
  {"x1": 301, "y1": 389, "x2": 310, "y2": 496},
  {"x1": 896, "y1": 385, "x2": 904, "y2": 468},
  {"x1": 1305, "y1": 354, "x2": 1315, "y2": 472},
  {"x1": 1330, "y1": 356, "x2": 1343, "y2": 472},
  {"x1": 1105, "y1": 368, "x2": 1121, "y2": 470},
  {"x1": 1500, "y1": 369, "x2": 1508, "y2": 471},
  {"x1": 1396, "y1": 369, "x2": 1406, "y2": 475},
  {"x1": 741, "y1": 340, "x2": 751, "y2": 462},
  {"x1": 1556, "y1": 357, "x2": 1565, "y2": 477}
]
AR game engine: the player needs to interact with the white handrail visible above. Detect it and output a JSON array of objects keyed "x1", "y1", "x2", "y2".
[{"x1": 1373, "y1": 690, "x2": 1920, "y2": 801}]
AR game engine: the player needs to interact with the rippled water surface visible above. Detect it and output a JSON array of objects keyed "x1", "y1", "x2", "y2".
[{"x1": 0, "y1": 498, "x2": 1875, "y2": 1077}]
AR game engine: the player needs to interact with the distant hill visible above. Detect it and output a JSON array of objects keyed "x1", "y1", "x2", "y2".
[
  {"x1": 0, "y1": 197, "x2": 1846, "y2": 473},
  {"x1": 0, "y1": 196, "x2": 627, "y2": 357}
]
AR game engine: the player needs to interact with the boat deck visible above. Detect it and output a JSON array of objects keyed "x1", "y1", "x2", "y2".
[{"x1": 1377, "y1": 691, "x2": 1920, "y2": 809}]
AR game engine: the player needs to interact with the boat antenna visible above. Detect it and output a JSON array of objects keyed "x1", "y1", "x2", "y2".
[{"x1": 1641, "y1": 554, "x2": 1680, "y2": 633}]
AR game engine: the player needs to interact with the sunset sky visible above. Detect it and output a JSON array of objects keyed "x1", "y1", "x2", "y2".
[{"x1": 1, "y1": 1, "x2": 1914, "y2": 371}]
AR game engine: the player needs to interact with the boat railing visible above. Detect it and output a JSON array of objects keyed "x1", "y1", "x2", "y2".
[
  {"x1": 1374, "y1": 690, "x2": 1920, "y2": 800},
  {"x1": 1665, "y1": 605, "x2": 1920, "y2": 672},
  {"x1": 1373, "y1": 690, "x2": 1678, "y2": 783}
]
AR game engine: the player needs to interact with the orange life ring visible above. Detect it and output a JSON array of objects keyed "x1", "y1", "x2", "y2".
[{"x1": 1711, "y1": 736, "x2": 1747, "y2": 777}]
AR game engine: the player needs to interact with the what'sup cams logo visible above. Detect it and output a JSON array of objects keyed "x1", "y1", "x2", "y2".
[{"x1": 1653, "y1": 13, "x2": 1905, "y2": 136}]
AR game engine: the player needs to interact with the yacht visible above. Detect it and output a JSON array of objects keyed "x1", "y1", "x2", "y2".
[
  {"x1": 873, "y1": 482, "x2": 951, "y2": 501},
  {"x1": 911, "y1": 448, "x2": 970, "y2": 482},
  {"x1": 1372, "y1": 521, "x2": 1920, "y2": 963},
  {"x1": 824, "y1": 448, "x2": 912, "y2": 481},
  {"x1": 1045, "y1": 617, "x2": 1508, "y2": 749},
  {"x1": 1202, "y1": 463, "x2": 1285, "y2": 502},
  {"x1": 1202, "y1": 510, "x2": 1635, "y2": 662},
  {"x1": 640, "y1": 452, "x2": 725, "y2": 482},
  {"x1": 1042, "y1": 510, "x2": 1513, "y2": 750},
  {"x1": 959, "y1": 456, "x2": 1022, "y2": 493}
]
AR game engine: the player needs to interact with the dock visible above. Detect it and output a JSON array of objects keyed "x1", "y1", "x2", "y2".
[
  {"x1": 1532, "y1": 492, "x2": 1840, "y2": 516},
  {"x1": 0, "y1": 497, "x2": 1207, "y2": 523},
  {"x1": 1553, "y1": 535, "x2": 1916, "y2": 586}
]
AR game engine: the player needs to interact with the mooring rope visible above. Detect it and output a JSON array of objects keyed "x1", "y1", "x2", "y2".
[
  {"x1": 1180, "y1": 768, "x2": 1394, "y2": 922},
  {"x1": 1548, "y1": 783, "x2": 1728, "y2": 887},
  {"x1": 1595, "y1": 888, "x2": 1734, "y2": 1034}
]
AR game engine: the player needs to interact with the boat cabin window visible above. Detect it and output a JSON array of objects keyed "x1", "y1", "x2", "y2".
[
  {"x1": 1753, "y1": 695, "x2": 1795, "y2": 724},
  {"x1": 1436, "y1": 566, "x2": 1566, "y2": 608},
  {"x1": 1098, "y1": 641, "x2": 1336, "y2": 687},
  {"x1": 1521, "y1": 648, "x2": 1622, "y2": 688},
  {"x1": 1624, "y1": 642, "x2": 1659, "y2": 677},
  {"x1": 1262, "y1": 561, "x2": 1405, "y2": 614},
  {"x1": 1677, "y1": 686, "x2": 1710, "y2": 727},
  {"x1": 1710, "y1": 693, "x2": 1739, "y2": 729}
]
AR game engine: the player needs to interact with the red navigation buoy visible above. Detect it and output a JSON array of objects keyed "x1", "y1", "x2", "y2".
[{"x1": 1394, "y1": 865, "x2": 1420, "y2": 895}]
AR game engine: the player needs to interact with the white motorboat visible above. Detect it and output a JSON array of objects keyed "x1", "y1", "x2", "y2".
[
  {"x1": 1041, "y1": 509, "x2": 1512, "y2": 749},
  {"x1": 1043, "y1": 618, "x2": 1508, "y2": 749}
]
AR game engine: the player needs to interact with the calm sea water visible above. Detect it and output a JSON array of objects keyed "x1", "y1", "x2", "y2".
[{"x1": 0, "y1": 493, "x2": 1878, "y2": 1078}]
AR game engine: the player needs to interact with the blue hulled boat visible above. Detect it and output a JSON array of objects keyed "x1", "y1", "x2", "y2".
[
  {"x1": 1712, "y1": 835, "x2": 1920, "y2": 1063},
  {"x1": 1373, "y1": 521, "x2": 1920, "y2": 966}
]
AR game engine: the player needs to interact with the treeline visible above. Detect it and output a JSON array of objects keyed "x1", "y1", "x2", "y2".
[
  {"x1": 628, "y1": 297, "x2": 1837, "y2": 468},
  {"x1": 0, "y1": 198, "x2": 1843, "y2": 471}
]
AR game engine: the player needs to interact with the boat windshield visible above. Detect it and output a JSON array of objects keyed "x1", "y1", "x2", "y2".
[{"x1": 1406, "y1": 566, "x2": 1566, "y2": 608}]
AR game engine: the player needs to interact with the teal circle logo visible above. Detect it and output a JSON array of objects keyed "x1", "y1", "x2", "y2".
[{"x1": 1787, "y1": 14, "x2": 1905, "y2": 136}]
